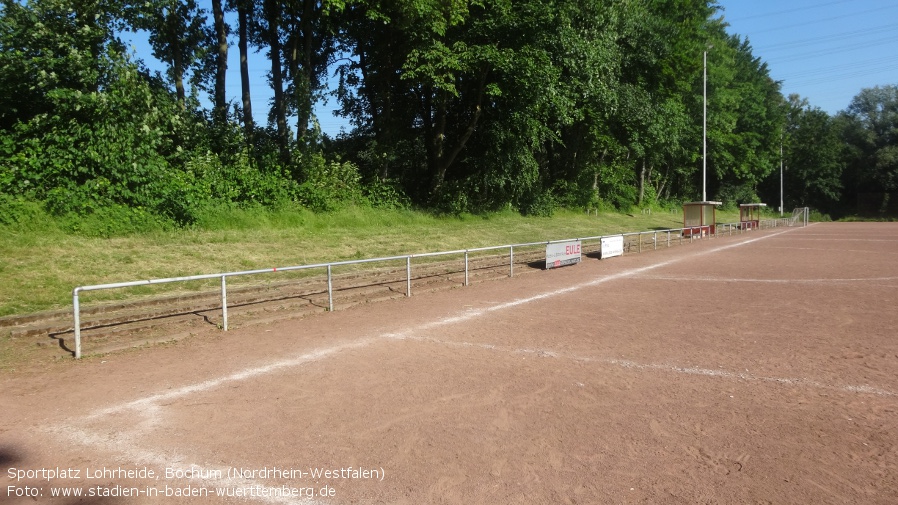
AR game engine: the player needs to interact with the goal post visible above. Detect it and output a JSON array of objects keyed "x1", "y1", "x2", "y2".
[{"x1": 788, "y1": 207, "x2": 809, "y2": 227}]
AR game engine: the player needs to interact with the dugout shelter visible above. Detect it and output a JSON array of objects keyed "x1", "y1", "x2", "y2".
[
  {"x1": 682, "y1": 201, "x2": 721, "y2": 237},
  {"x1": 739, "y1": 203, "x2": 766, "y2": 230}
]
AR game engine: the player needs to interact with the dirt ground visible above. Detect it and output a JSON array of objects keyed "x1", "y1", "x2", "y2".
[{"x1": 2, "y1": 222, "x2": 897, "y2": 504}]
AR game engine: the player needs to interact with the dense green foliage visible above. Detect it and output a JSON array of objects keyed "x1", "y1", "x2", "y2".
[
  {"x1": 1, "y1": 0, "x2": 896, "y2": 231},
  {"x1": 836, "y1": 86, "x2": 898, "y2": 216}
]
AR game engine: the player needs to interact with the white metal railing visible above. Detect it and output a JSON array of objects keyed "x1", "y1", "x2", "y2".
[{"x1": 71, "y1": 218, "x2": 794, "y2": 358}]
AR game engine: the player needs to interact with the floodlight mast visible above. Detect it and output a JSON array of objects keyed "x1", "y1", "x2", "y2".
[
  {"x1": 780, "y1": 130, "x2": 786, "y2": 217},
  {"x1": 702, "y1": 48, "x2": 709, "y2": 202}
]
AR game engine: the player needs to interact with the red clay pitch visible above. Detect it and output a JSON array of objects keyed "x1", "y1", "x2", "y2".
[{"x1": 2, "y1": 222, "x2": 897, "y2": 504}]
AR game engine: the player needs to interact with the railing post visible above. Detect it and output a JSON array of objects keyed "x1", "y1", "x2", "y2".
[
  {"x1": 464, "y1": 251, "x2": 469, "y2": 286},
  {"x1": 406, "y1": 256, "x2": 412, "y2": 296},
  {"x1": 327, "y1": 265, "x2": 334, "y2": 311},
  {"x1": 509, "y1": 246, "x2": 514, "y2": 277},
  {"x1": 667, "y1": 230, "x2": 671, "y2": 248},
  {"x1": 638, "y1": 233, "x2": 642, "y2": 253},
  {"x1": 221, "y1": 275, "x2": 228, "y2": 331},
  {"x1": 73, "y1": 288, "x2": 82, "y2": 359},
  {"x1": 654, "y1": 231, "x2": 657, "y2": 251}
]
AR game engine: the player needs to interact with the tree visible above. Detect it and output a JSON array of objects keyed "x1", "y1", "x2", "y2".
[
  {"x1": 261, "y1": 0, "x2": 291, "y2": 163},
  {"x1": 543, "y1": 0, "x2": 621, "y2": 208},
  {"x1": 210, "y1": 0, "x2": 229, "y2": 124},
  {"x1": 283, "y1": 0, "x2": 337, "y2": 147},
  {"x1": 1, "y1": 0, "x2": 126, "y2": 128},
  {"x1": 843, "y1": 86, "x2": 898, "y2": 192},
  {"x1": 764, "y1": 95, "x2": 843, "y2": 213},
  {"x1": 0, "y1": 0, "x2": 193, "y2": 219},
  {"x1": 5, "y1": 0, "x2": 808, "y2": 221},
  {"x1": 333, "y1": 0, "x2": 413, "y2": 181},
  {"x1": 233, "y1": 0, "x2": 255, "y2": 144},
  {"x1": 124, "y1": 0, "x2": 207, "y2": 107},
  {"x1": 703, "y1": 28, "x2": 785, "y2": 204},
  {"x1": 334, "y1": 0, "x2": 485, "y2": 202},
  {"x1": 576, "y1": 0, "x2": 715, "y2": 208}
]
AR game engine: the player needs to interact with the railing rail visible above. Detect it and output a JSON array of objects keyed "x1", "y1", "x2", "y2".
[{"x1": 71, "y1": 218, "x2": 793, "y2": 358}]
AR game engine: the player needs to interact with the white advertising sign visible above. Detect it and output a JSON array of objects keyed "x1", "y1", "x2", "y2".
[
  {"x1": 600, "y1": 235, "x2": 624, "y2": 259},
  {"x1": 545, "y1": 240, "x2": 581, "y2": 269}
]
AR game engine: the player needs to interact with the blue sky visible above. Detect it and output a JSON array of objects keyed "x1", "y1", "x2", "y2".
[
  {"x1": 719, "y1": 0, "x2": 898, "y2": 114},
  {"x1": 124, "y1": 1, "x2": 898, "y2": 137}
]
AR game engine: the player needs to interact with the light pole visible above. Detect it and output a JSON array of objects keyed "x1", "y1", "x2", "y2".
[
  {"x1": 780, "y1": 131, "x2": 786, "y2": 217},
  {"x1": 702, "y1": 48, "x2": 709, "y2": 202}
]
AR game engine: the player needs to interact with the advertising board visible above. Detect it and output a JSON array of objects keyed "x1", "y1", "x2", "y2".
[
  {"x1": 600, "y1": 235, "x2": 624, "y2": 259},
  {"x1": 545, "y1": 240, "x2": 581, "y2": 269}
]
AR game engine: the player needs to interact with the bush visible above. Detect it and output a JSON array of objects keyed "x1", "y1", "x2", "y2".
[
  {"x1": 0, "y1": 195, "x2": 49, "y2": 230},
  {"x1": 57, "y1": 205, "x2": 174, "y2": 237},
  {"x1": 0, "y1": 193, "x2": 174, "y2": 237},
  {"x1": 596, "y1": 162, "x2": 637, "y2": 210},
  {"x1": 717, "y1": 183, "x2": 760, "y2": 209},
  {"x1": 362, "y1": 178, "x2": 411, "y2": 210},
  {"x1": 519, "y1": 190, "x2": 557, "y2": 217},
  {"x1": 188, "y1": 150, "x2": 297, "y2": 210},
  {"x1": 0, "y1": 54, "x2": 182, "y2": 216},
  {"x1": 430, "y1": 180, "x2": 471, "y2": 216},
  {"x1": 295, "y1": 155, "x2": 363, "y2": 212}
]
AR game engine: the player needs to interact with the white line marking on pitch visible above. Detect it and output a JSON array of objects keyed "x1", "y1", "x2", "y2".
[
  {"x1": 634, "y1": 275, "x2": 898, "y2": 284},
  {"x1": 47, "y1": 423, "x2": 321, "y2": 505},
  {"x1": 85, "y1": 338, "x2": 378, "y2": 419},
  {"x1": 403, "y1": 231, "x2": 790, "y2": 333},
  {"x1": 782, "y1": 238, "x2": 898, "y2": 242},
  {"x1": 83, "y1": 247, "x2": 737, "y2": 420},
  {"x1": 762, "y1": 245, "x2": 898, "y2": 255},
  {"x1": 46, "y1": 228, "x2": 802, "y2": 504},
  {"x1": 606, "y1": 359, "x2": 896, "y2": 397},
  {"x1": 787, "y1": 232, "x2": 898, "y2": 238},
  {"x1": 90, "y1": 231, "x2": 794, "y2": 415},
  {"x1": 395, "y1": 335, "x2": 898, "y2": 398}
]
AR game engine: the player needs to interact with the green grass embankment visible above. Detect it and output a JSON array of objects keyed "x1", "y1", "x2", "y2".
[{"x1": 0, "y1": 206, "x2": 744, "y2": 318}]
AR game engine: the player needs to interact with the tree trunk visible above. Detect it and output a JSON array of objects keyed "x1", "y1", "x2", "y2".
[
  {"x1": 284, "y1": 0, "x2": 317, "y2": 147},
  {"x1": 429, "y1": 71, "x2": 487, "y2": 193},
  {"x1": 211, "y1": 0, "x2": 228, "y2": 125},
  {"x1": 237, "y1": 0, "x2": 254, "y2": 144},
  {"x1": 592, "y1": 148, "x2": 608, "y2": 202},
  {"x1": 171, "y1": 19, "x2": 186, "y2": 107},
  {"x1": 264, "y1": 0, "x2": 290, "y2": 164},
  {"x1": 430, "y1": 91, "x2": 448, "y2": 192},
  {"x1": 655, "y1": 163, "x2": 670, "y2": 201},
  {"x1": 637, "y1": 158, "x2": 646, "y2": 206},
  {"x1": 296, "y1": 0, "x2": 315, "y2": 143},
  {"x1": 379, "y1": 80, "x2": 393, "y2": 180}
]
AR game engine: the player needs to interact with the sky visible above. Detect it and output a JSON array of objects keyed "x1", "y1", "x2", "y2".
[
  {"x1": 718, "y1": 0, "x2": 898, "y2": 115},
  {"x1": 124, "y1": 1, "x2": 898, "y2": 138}
]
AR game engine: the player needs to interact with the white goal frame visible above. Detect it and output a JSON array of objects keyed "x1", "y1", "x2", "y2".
[{"x1": 788, "y1": 207, "x2": 809, "y2": 227}]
